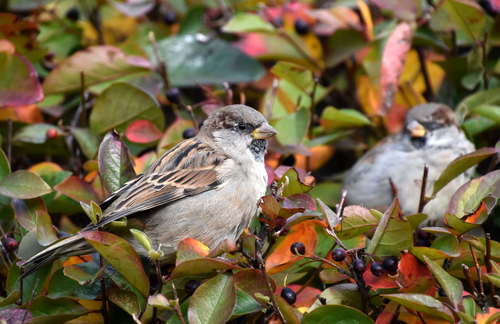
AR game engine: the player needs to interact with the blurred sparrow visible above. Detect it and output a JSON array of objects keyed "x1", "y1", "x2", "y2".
[
  {"x1": 22, "y1": 105, "x2": 277, "y2": 276},
  {"x1": 344, "y1": 103, "x2": 475, "y2": 223}
]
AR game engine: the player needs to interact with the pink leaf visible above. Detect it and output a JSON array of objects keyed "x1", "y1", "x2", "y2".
[
  {"x1": 125, "y1": 119, "x2": 163, "y2": 143},
  {"x1": 380, "y1": 22, "x2": 413, "y2": 114}
]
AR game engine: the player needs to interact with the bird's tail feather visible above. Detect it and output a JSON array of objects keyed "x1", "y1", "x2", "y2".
[{"x1": 19, "y1": 233, "x2": 94, "y2": 278}]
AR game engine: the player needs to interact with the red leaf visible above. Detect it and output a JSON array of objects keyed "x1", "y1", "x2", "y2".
[
  {"x1": 125, "y1": 119, "x2": 163, "y2": 143},
  {"x1": 54, "y1": 175, "x2": 99, "y2": 203},
  {"x1": 176, "y1": 237, "x2": 209, "y2": 265},
  {"x1": 380, "y1": 22, "x2": 413, "y2": 114},
  {"x1": 277, "y1": 285, "x2": 321, "y2": 308}
]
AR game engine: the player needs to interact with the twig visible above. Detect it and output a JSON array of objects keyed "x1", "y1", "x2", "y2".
[
  {"x1": 350, "y1": 260, "x2": 370, "y2": 312},
  {"x1": 151, "y1": 259, "x2": 163, "y2": 324},
  {"x1": 481, "y1": 34, "x2": 489, "y2": 89},
  {"x1": 462, "y1": 264, "x2": 478, "y2": 298},
  {"x1": 306, "y1": 73, "x2": 319, "y2": 172},
  {"x1": 79, "y1": 72, "x2": 87, "y2": 125},
  {"x1": 416, "y1": 311, "x2": 428, "y2": 324},
  {"x1": 307, "y1": 254, "x2": 350, "y2": 277},
  {"x1": 223, "y1": 82, "x2": 233, "y2": 105},
  {"x1": 184, "y1": 105, "x2": 199, "y2": 131},
  {"x1": 239, "y1": 89, "x2": 246, "y2": 105},
  {"x1": 171, "y1": 282, "x2": 186, "y2": 324},
  {"x1": 485, "y1": 233, "x2": 497, "y2": 301},
  {"x1": 418, "y1": 166, "x2": 429, "y2": 213},
  {"x1": 6, "y1": 119, "x2": 12, "y2": 165},
  {"x1": 0, "y1": 225, "x2": 12, "y2": 266},
  {"x1": 416, "y1": 47, "x2": 433, "y2": 100},
  {"x1": 256, "y1": 240, "x2": 285, "y2": 323},
  {"x1": 148, "y1": 31, "x2": 171, "y2": 89},
  {"x1": 265, "y1": 79, "x2": 279, "y2": 119},
  {"x1": 469, "y1": 245, "x2": 485, "y2": 297},
  {"x1": 99, "y1": 256, "x2": 109, "y2": 324}
]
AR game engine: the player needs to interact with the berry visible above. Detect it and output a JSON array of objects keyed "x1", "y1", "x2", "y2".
[
  {"x1": 382, "y1": 256, "x2": 399, "y2": 275},
  {"x1": 281, "y1": 155, "x2": 296, "y2": 166},
  {"x1": 46, "y1": 128, "x2": 58, "y2": 139},
  {"x1": 353, "y1": 259, "x2": 365, "y2": 273},
  {"x1": 3, "y1": 237, "x2": 18, "y2": 251},
  {"x1": 370, "y1": 262, "x2": 385, "y2": 277},
  {"x1": 331, "y1": 248, "x2": 346, "y2": 262},
  {"x1": 280, "y1": 287, "x2": 296, "y2": 305},
  {"x1": 290, "y1": 242, "x2": 306, "y2": 256},
  {"x1": 294, "y1": 19, "x2": 310, "y2": 35},
  {"x1": 163, "y1": 11, "x2": 177, "y2": 25},
  {"x1": 166, "y1": 88, "x2": 181, "y2": 104},
  {"x1": 271, "y1": 17, "x2": 283, "y2": 28},
  {"x1": 182, "y1": 128, "x2": 197, "y2": 139},
  {"x1": 66, "y1": 7, "x2": 80, "y2": 21},
  {"x1": 185, "y1": 279, "x2": 201, "y2": 295}
]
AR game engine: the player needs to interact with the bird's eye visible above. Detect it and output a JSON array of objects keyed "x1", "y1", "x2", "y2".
[{"x1": 237, "y1": 123, "x2": 251, "y2": 132}]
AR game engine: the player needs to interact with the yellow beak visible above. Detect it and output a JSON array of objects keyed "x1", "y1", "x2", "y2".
[
  {"x1": 407, "y1": 120, "x2": 426, "y2": 138},
  {"x1": 252, "y1": 123, "x2": 278, "y2": 139}
]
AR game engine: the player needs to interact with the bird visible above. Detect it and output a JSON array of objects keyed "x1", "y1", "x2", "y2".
[
  {"x1": 343, "y1": 103, "x2": 475, "y2": 223},
  {"x1": 21, "y1": 104, "x2": 277, "y2": 276}
]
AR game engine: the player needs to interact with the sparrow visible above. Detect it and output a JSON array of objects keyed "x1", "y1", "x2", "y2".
[
  {"x1": 21, "y1": 104, "x2": 277, "y2": 276},
  {"x1": 343, "y1": 103, "x2": 475, "y2": 223}
]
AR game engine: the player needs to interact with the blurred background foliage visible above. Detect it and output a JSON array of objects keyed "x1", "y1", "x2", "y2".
[{"x1": 0, "y1": 0, "x2": 499, "y2": 323}]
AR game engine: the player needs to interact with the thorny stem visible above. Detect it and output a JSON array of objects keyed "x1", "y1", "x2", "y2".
[
  {"x1": 171, "y1": 282, "x2": 186, "y2": 324},
  {"x1": 418, "y1": 166, "x2": 429, "y2": 213},
  {"x1": 462, "y1": 264, "x2": 478, "y2": 297},
  {"x1": 307, "y1": 254, "x2": 350, "y2": 277},
  {"x1": 151, "y1": 260, "x2": 163, "y2": 324},
  {"x1": 469, "y1": 245, "x2": 485, "y2": 296}
]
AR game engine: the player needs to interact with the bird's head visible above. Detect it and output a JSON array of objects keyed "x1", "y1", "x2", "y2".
[{"x1": 200, "y1": 105, "x2": 277, "y2": 161}]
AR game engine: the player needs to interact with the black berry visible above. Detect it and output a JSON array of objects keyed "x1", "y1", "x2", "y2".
[
  {"x1": 290, "y1": 242, "x2": 305, "y2": 256},
  {"x1": 66, "y1": 7, "x2": 80, "y2": 21},
  {"x1": 281, "y1": 155, "x2": 296, "y2": 166},
  {"x1": 294, "y1": 19, "x2": 309, "y2": 35},
  {"x1": 281, "y1": 287, "x2": 296, "y2": 305},
  {"x1": 382, "y1": 257, "x2": 399, "y2": 275},
  {"x1": 353, "y1": 259, "x2": 366, "y2": 273},
  {"x1": 331, "y1": 248, "x2": 346, "y2": 262},
  {"x1": 166, "y1": 88, "x2": 181, "y2": 104},
  {"x1": 185, "y1": 279, "x2": 201, "y2": 295},
  {"x1": 370, "y1": 262, "x2": 385, "y2": 277},
  {"x1": 182, "y1": 128, "x2": 197, "y2": 139},
  {"x1": 3, "y1": 237, "x2": 18, "y2": 251},
  {"x1": 163, "y1": 11, "x2": 177, "y2": 25},
  {"x1": 271, "y1": 17, "x2": 283, "y2": 28}
]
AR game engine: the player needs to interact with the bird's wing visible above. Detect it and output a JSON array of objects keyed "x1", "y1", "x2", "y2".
[{"x1": 85, "y1": 138, "x2": 228, "y2": 230}]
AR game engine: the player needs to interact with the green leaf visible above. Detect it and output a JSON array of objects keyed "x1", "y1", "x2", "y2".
[
  {"x1": 271, "y1": 61, "x2": 315, "y2": 93},
  {"x1": 43, "y1": 46, "x2": 151, "y2": 94},
  {"x1": 0, "y1": 148, "x2": 10, "y2": 181},
  {"x1": 309, "y1": 283, "x2": 362, "y2": 311},
  {"x1": 48, "y1": 267, "x2": 101, "y2": 300},
  {"x1": 276, "y1": 295, "x2": 302, "y2": 324},
  {"x1": 222, "y1": 13, "x2": 275, "y2": 33},
  {"x1": 108, "y1": 287, "x2": 142, "y2": 318},
  {"x1": 90, "y1": 82, "x2": 163, "y2": 134},
  {"x1": 98, "y1": 132, "x2": 135, "y2": 193},
  {"x1": 70, "y1": 127, "x2": 100, "y2": 159},
  {"x1": 54, "y1": 175, "x2": 99, "y2": 204},
  {"x1": 0, "y1": 170, "x2": 52, "y2": 199},
  {"x1": 423, "y1": 256, "x2": 463, "y2": 310},
  {"x1": 457, "y1": 88, "x2": 500, "y2": 122},
  {"x1": 321, "y1": 107, "x2": 371, "y2": 130},
  {"x1": 28, "y1": 296, "x2": 88, "y2": 322},
  {"x1": 274, "y1": 108, "x2": 310, "y2": 146},
  {"x1": 171, "y1": 258, "x2": 239, "y2": 278},
  {"x1": 326, "y1": 29, "x2": 366, "y2": 68},
  {"x1": 446, "y1": 170, "x2": 500, "y2": 232},
  {"x1": 13, "y1": 124, "x2": 63, "y2": 144},
  {"x1": 303, "y1": 305, "x2": 374, "y2": 324},
  {"x1": 277, "y1": 168, "x2": 313, "y2": 197},
  {"x1": 338, "y1": 206, "x2": 380, "y2": 239},
  {"x1": 485, "y1": 274, "x2": 500, "y2": 288},
  {"x1": 470, "y1": 105, "x2": 500, "y2": 123},
  {"x1": 382, "y1": 293, "x2": 454, "y2": 322},
  {"x1": 366, "y1": 200, "x2": 412, "y2": 256},
  {"x1": 0, "y1": 50, "x2": 43, "y2": 106},
  {"x1": 432, "y1": 147, "x2": 499, "y2": 196},
  {"x1": 232, "y1": 289, "x2": 263, "y2": 316},
  {"x1": 188, "y1": 274, "x2": 236, "y2": 324},
  {"x1": 82, "y1": 231, "x2": 150, "y2": 297},
  {"x1": 153, "y1": 34, "x2": 265, "y2": 86},
  {"x1": 430, "y1": 0, "x2": 487, "y2": 44}
]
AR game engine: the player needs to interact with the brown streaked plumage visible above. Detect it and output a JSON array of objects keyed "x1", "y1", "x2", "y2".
[{"x1": 21, "y1": 105, "x2": 277, "y2": 276}]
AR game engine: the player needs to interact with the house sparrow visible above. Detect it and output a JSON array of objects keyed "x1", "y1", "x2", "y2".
[
  {"x1": 21, "y1": 104, "x2": 277, "y2": 276},
  {"x1": 343, "y1": 103, "x2": 475, "y2": 223}
]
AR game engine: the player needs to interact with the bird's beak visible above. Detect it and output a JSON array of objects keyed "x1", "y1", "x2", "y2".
[
  {"x1": 252, "y1": 123, "x2": 278, "y2": 139},
  {"x1": 407, "y1": 120, "x2": 426, "y2": 138}
]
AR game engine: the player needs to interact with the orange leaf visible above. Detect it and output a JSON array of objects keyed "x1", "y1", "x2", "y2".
[
  {"x1": 63, "y1": 255, "x2": 93, "y2": 267},
  {"x1": 265, "y1": 220, "x2": 323, "y2": 272}
]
